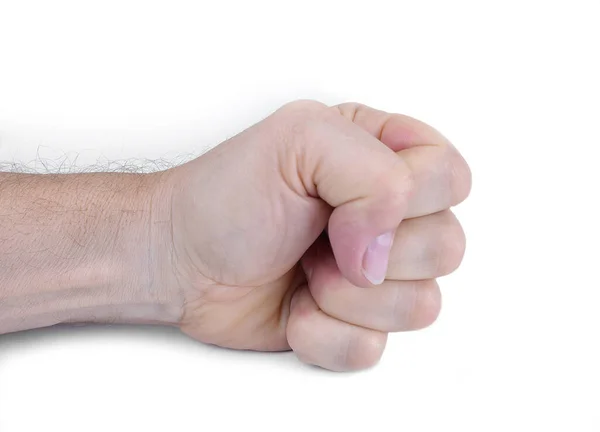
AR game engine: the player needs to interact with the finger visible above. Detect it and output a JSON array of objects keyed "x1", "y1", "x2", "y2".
[
  {"x1": 302, "y1": 237, "x2": 441, "y2": 332},
  {"x1": 335, "y1": 102, "x2": 472, "y2": 218},
  {"x1": 336, "y1": 102, "x2": 453, "y2": 152},
  {"x1": 387, "y1": 210, "x2": 466, "y2": 280},
  {"x1": 287, "y1": 285, "x2": 387, "y2": 372},
  {"x1": 271, "y1": 100, "x2": 415, "y2": 288}
]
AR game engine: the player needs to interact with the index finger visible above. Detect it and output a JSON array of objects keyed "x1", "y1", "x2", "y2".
[{"x1": 335, "y1": 103, "x2": 472, "y2": 218}]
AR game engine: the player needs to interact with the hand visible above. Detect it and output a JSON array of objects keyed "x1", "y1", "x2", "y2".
[{"x1": 160, "y1": 100, "x2": 472, "y2": 371}]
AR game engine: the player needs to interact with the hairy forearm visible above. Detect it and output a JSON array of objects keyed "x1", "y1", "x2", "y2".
[{"x1": 0, "y1": 171, "x2": 181, "y2": 334}]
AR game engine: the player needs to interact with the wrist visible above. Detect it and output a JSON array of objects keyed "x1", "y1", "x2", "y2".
[
  {"x1": 76, "y1": 169, "x2": 184, "y2": 327},
  {"x1": 141, "y1": 168, "x2": 185, "y2": 326},
  {"x1": 0, "y1": 171, "x2": 183, "y2": 334}
]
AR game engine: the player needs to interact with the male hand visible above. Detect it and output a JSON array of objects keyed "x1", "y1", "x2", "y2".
[{"x1": 159, "y1": 101, "x2": 472, "y2": 371}]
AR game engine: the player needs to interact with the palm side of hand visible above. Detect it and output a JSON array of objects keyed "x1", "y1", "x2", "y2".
[{"x1": 162, "y1": 101, "x2": 471, "y2": 370}]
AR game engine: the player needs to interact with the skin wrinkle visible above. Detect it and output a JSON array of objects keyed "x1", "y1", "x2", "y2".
[
  {"x1": 404, "y1": 281, "x2": 420, "y2": 330},
  {"x1": 339, "y1": 324, "x2": 353, "y2": 371},
  {"x1": 375, "y1": 115, "x2": 394, "y2": 141},
  {"x1": 391, "y1": 279, "x2": 407, "y2": 329},
  {"x1": 147, "y1": 186, "x2": 155, "y2": 294},
  {"x1": 336, "y1": 103, "x2": 393, "y2": 142},
  {"x1": 277, "y1": 267, "x2": 305, "y2": 345},
  {"x1": 167, "y1": 183, "x2": 189, "y2": 313}
]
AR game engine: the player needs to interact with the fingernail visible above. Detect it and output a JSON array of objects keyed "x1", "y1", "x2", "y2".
[{"x1": 362, "y1": 231, "x2": 394, "y2": 285}]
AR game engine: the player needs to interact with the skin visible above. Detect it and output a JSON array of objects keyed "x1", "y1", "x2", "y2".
[{"x1": 0, "y1": 101, "x2": 471, "y2": 372}]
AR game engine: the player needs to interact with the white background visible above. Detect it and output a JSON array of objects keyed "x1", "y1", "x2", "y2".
[{"x1": 0, "y1": 1, "x2": 599, "y2": 431}]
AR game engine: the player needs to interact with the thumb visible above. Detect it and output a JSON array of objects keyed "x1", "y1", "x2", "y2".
[{"x1": 275, "y1": 101, "x2": 414, "y2": 288}]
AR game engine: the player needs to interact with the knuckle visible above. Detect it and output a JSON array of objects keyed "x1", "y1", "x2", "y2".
[
  {"x1": 437, "y1": 216, "x2": 467, "y2": 275},
  {"x1": 334, "y1": 102, "x2": 365, "y2": 120},
  {"x1": 390, "y1": 281, "x2": 418, "y2": 330},
  {"x1": 342, "y1": 330, "x2": 387, "y2": 371},
  {"x1": 278, "y1": 99, "x2": 329, "y2": 120},
  {"x1": 395, "y1": 159, "x2": 417, "y2": 197},
  {"x1": 274, "y1": 100, "x2": 328, "y2": 145},
  {"x1": 378, "y1": 162, "x2": 415, "y2": 211},
  {"x1": 450, "y1": 150, "x2": 472, "y2": 205},
  {"x1": 410, "y1": 280, "x2": 442, "y2": 330}
]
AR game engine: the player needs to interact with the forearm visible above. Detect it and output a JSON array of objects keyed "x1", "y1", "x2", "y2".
[{"x1": 0, "y1": 171, "x2": 181, "y2": 334}]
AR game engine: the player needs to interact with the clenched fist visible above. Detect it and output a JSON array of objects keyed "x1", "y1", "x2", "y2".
[
  {"x1": 0, "y1": 100, "x2": 471, "y2": 372},
  {"x1": 162, "y1": 101, "x2": 471, "y2": 371}
]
